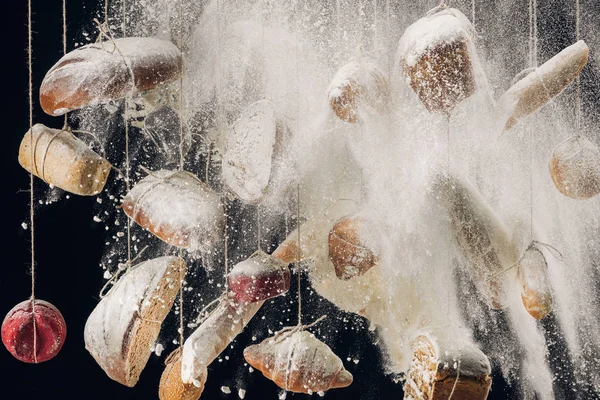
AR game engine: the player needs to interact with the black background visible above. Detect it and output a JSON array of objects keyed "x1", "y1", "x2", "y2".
[{"x1": 2, "y1": 1, "x2": 599, "y2": 400}]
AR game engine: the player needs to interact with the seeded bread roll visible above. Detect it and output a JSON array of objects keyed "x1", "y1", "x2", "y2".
[
  {"x1": 40, "y1": 37, "x2": 182, "y2": 116},
  {"x1": 18, "y1": 123, "x2": 111, "y2": 196}
]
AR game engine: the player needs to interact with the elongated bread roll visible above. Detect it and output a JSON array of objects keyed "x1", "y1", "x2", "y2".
[
  {"x1": 498, "y1": 41, "x2": 588, "y2": 130},
  {"x1": 328, "y1": 60, "x2": 390, "y2": 123},
  {"x1": 159, "y1": 349, "x2": 203, "y2": 400},
  {"x1": 84, "y1": 256, "x2": 186, "y2": 387},
  {"x1": 181, "y1": 294, "x2": 263, "y2": 386},
  {"x1": 398, "y1": 7, "x2": 477, "y2": 113},
  {"x1": 328, "y1": 215, "x2": 379, "y2": 280},
  {"x1": 40, "y1": 37, "x2": 182, "y2": 116},
  {"x1": 518, "y1": 245, "x2": 553, "y2": 320},
  {"x1": 18, "y1": 123, "x2": 111, "y2": 196},
  {"x1": 244, "y1": 330, "x2": 353, "y2": 394},
  {"x1": 123, "y1": 170, "x2": 224, "y2": 252},
  {"x1": 403, "y1": 334, "x2": 491, "y2": 400},
  {"x1": 433, "y1": 173, "x2": 519, "y2": 309}
]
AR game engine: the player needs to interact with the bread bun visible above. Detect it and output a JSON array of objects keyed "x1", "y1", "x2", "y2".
[{"x1": 549, "y1": 135, "x2": 600, "y2": 199}]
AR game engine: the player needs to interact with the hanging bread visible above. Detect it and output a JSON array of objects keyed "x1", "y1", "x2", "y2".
[
  {"x1": 84, "y1": 256, "x2": 186, "y2": 387},
  {"x1": 228, "y1": 250, "x2": 291, "y2": 303},
  {"x1": 222, "y1": 100, "x2": 286, "y2": 204},
  {"x1": 397, "y1": 6, "x2": 477, "y2": 113},
  {"x1": 18, "y1": 123, "x2": 111, "y2": 196},
  {"x1": 518, "y1": 245, "x2": 553, "y2": 320},
  {"x1": 40, "y1": 37, "x2": 182, "y2": 116},
  {"x1": 328, "y1": 215, "x2": 379, "y2": 280},
  {"x1": 433, "y1": 173, "x2": 520, "y2": 310},
  {"x1": 403, "y1": 334, "x2": 492, "y2": 400},
  {"x1": 243, "y1": 329, "x2": 353, "y2": 394},
  {"x1": 159, "y1": 348, "x2": 203, "y2": 400},
  {"x1": 498, "y1": 40, "x2": 589, "y2": 130},
  {"x1": 181, "y1": 294, "x2": 263, "y2": 387},
  {"x1": 327, "y1": 60, "x2": 390, "y2": 123},
  {"x1": 549, "y1": 135, "x2": 600, "y2": 199},
  {"x1": 123, "y1": 170, "x2": 224, "y2": 252}
]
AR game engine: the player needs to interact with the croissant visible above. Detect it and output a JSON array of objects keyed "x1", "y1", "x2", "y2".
[
  {"x1": 518, "y1": 245, "x2": 553, "y2": 320},
  {"x1": 328, "y1": 215, "x2": 379, "y2": 280},
  {"x1": 228, "y1": 250, "x2": 290, "y2": 303},
  {"x1": 159, "y1": 348, "x2": 203, "y2": 400},
  {"x1": 549, "y1": 135, "x2": 600, "y2": 200},
  {"x1": 244, "y1": 329, "x2": 353, "y2": 394}
]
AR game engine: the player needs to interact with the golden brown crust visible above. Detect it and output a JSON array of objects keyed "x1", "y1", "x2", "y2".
[
  {"x1": 122, "y1": 201, "x2": 192, "y2": 248},
  {"x1": 549, "y1": 152, "x2": 600, "y2": 200},
  {"x1": 403, "y1": 40, "x2": 475, "y2": 114},
  {"x1": 159, "y1": 349, "x2": 203, "y2": 400},
  {"x1": 328, "y1": 216, "x2": 378, "y2": 280},
  {"x1": 18, "y1": 124, "x2": 111, "y2": 196}
]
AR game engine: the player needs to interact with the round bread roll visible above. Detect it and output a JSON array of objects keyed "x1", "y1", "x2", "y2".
[
  {"x1": 518, "y1": 245, "x2": 553, "y2": 320},
  {"x1": 549, "y1": 135, "x2": 600, "y2": 199},
  {"x1": 159, "y1": 349, "x2": 203, "y2": 400},
  {"x1": 328, "y1": 215, "x2": 379, "y2": 280},
  {"x1": 40, "y1": 37, "x2": 182, "y2": 116}
]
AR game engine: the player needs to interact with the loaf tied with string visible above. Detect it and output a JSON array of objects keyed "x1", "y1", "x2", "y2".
[
  {"x1": 498, "y1": 40, "x2": 589, "y2": 131},
  {"x1": 327, "y1": 60, "x2": 390, "y2": 123},
  {"x1": 549, "y1": 135, "x2": 600, "y2": 200},
  {"x1": 40, "y1": 37, "x2": 182, "y2": 116},
  {"x1": 181, "y1": 294, "x2": 263, "y2": 387},
  {"x1": 403, "y1": 334, "x2": 491, "y2": 400},
  {"x1": 222, "y1": 100, "x2": 285, "y2": 204},
  {"x1": 243, "y1": 328, "x2": 353, "y2": 394},
  {"x1": 159, "y1": 348, "x2": 203, "y2": 400},
  {"x1": 518, "y1": 244, "x2": 553, "y2": 320},
  {"x1": 123, "y1": 170, "x2": 224, "y2": 252},
  {"x1": 18, "y1": 123, "x2": 111, "y2": 196},
  {"x1": 432, "y1": 173, "x2": 520, "y2": 310},
  {"x1": 228, "y1": 250, "x2": 291, "y2": 303},
  {"x1": 84, "y1": 256, "x2": 186, "y2": 387},
  {"x1": 328, "y1": 215, "x2": 379, "y2": 280},
  {"x1": 397, "y1": 6, "x2": 477, "y2": 113}
]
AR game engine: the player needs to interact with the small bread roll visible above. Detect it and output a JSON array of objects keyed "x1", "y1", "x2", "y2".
[
  {"x1": 123, "y1": 170, "x2": 224, "y2": 252},
  {"x1": 498, "y1": 41, "x2": 589, "y2": 130},
  {"x1": 518, "y1": 245, "x2": 553, "y2": 320},
  {"x1": 403, "y1": 335, "x2": 491, "y2": 400},
  {"x1": 328, "y1": 215, "x2": 379, "y2": 280},
  {"x1": 328, "y1": 60, "x2": 390, "y2": 123},
  {"x1": 18, "y1": 123, "x2": 111, "y2": 196},
  {"x1": 40, "y1": 37, "x2": 182, "y2": 116},
  {"x1": 549, "y1": 135, "x2": 600, "y2": 199},
  {"x1": 244, "y1": 330, "x2": 353, "y2": 394},
  {"x1": 397, "y1": 7, "x2": 477, "y2": 113},
  {"x1": 84, "y1": 256, "x2": 186, "y2": 387},
  {"x1": 159, "y1": 349, "x2": 203, "y2": 400}
]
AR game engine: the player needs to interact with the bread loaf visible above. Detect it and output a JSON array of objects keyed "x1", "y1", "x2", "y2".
[
  {"x1": 244, "y1": 329, "x2": 353, "y2": 394},
  {"x1": 40, "y1": 37, "x2": 182, "y2": 116},
  {"x1": 549, "y1": 135, "x2": 600, "y2": 199},
  {"x1": 122, "y1": 170, "x2": 224, "y2": 252},
  {"x1": 84, "y1": 256, "x2": 186, "y2": 387},
  {"x1": 498, "y1": 41, "x2": 589, "y2": 130},
  {"x1": 328, "y1": 60, "x2": 390, "y2": 123},
  {"x1": 18, "y1": 123, "x2": 111, "y2": 196},
  {"x1": 403, "y1": 335, "x2": 491, "y2": 400},
  {"x1": 518, "y1": 245, "x2": 553, "y2": 320},
  {"x1": 397, "y1": 7, "x2": 477, "y2": 113}
]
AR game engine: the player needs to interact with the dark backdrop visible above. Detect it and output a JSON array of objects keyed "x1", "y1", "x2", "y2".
[{"x1": 2, "y1": 1, "x2": 599, "y2": 400}]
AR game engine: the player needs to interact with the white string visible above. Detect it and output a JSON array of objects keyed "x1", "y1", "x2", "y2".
[
  {"x1": 575, "y1": 0, "x2": 581, "y2": 132},
  {"x1": 295, "y1": 29, "x2": 302, "y2": 326},
  {"x1": 178, "y1": 0, "x2": 185, "y2": 171},
  {"x1": 27, "y1": 0, "x2": 38, "y2": 364}
]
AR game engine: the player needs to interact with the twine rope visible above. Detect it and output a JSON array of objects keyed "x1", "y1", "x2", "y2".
[
  {"x1": 177, "y1": 0, "x2": 186, "y2": 349},
  {"x1": 27, "y1": 0, "x2": 38, "y2": 364},
  {"x1": 575, "y1": 0, "x2": 581, "y2": 132}
]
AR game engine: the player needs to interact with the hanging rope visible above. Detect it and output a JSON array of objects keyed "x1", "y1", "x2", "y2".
[
  {"x1": 104, "y1": 0, "x2": 109, "y2": 25},
  {"x1": 177, "y1": 0, "x2": 186, "y2": 348},
  {"x1": 224, "y1": 196, "x2": 229, "y2": 291},
  {"x1": 528, "y1": 0, "x2": 538, "y2": 242},
  {"x1": 296, "y1": 184, "x2": 302, "y2": 326},
  {"x1": 27, "y1": 0, "x2": 38, "y2": 364},
  {"x1": 471, "y1": 0, "x2": 475, "y2": 27},
  {"x1": 575, "y1": 0, "x2": 581, "y2": 132}
]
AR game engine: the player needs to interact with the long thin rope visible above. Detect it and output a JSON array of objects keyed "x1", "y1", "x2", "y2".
[
  {"x1": 528, "y1": 0, "x2": 538, "y2": 242},
  {"x1": 178, "y1": 0, "x2": 185, "y2": 171},
  {"x1": 296, "y1": 184, "x2": 302, "y2": 326},
  {"x1": 575, "y1": 0, "x2": 581, "y2": 132},
  {"x1": 104, "y1": 0, "x2": 109, "y2": 25},
  {"x1": 62, "y1": 0, "x2": 69, "y2": 128},
  {"x1": 224, "y1": 197, "x2": 229, "y2": 292},
  {"x1": 471, "y1": 0, "x2": 475, "y2": 27},
  {"x1": 27, "y1": 0, "x2": 38, "y2": 364}
]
